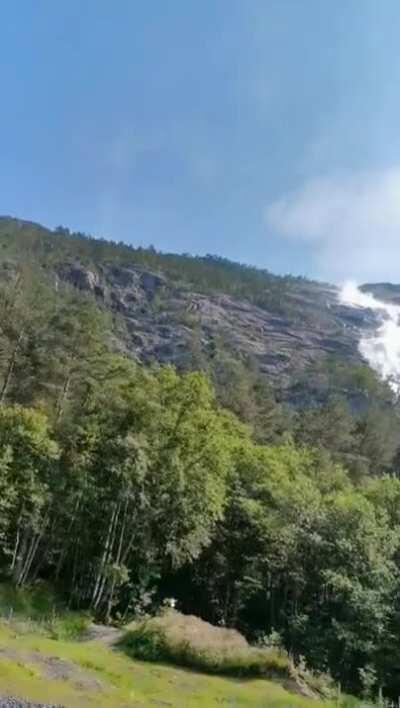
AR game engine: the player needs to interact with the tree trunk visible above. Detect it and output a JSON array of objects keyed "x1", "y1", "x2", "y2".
[
  {"x1": 54, "y1": 496, "x2": 81, "y2": 580},
  {"x1": 10, "y1": 511, "x2": 23, "y2": 571},
  {"x1": 56, "y1": 372, "x2": 72, "y2": 422},
  {"x1": 16, "y1": 533, "x2": 36, "y2": 586},
  {"x1": 105, "y1": 498, "x2": 129, "y2": 621},
  {"x1": 0, "y1": 329, "x2": 24, "y2": 404},
  {"x1": 18, "y1": 532, "x2": 42, "y2": 586},
  {"x1": 94, "y1": 503, "x2": 121, "y2": 613},
  {"x1": 91, "y1": 503, "x2": 120, "y2": 610},
  {"x1": 12, "y1": 527, "x2": 28, "y2": 584}
]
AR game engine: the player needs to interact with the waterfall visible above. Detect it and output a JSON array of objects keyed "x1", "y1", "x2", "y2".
[{"x1": 340, "y1": 281, "x2": 400, "y2": 393}]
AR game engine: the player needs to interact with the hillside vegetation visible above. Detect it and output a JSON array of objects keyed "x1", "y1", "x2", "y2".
[
  {"x1": 0, "y1": 216, "x2": 379, "y2": 401},
  {"x1": 0, "y1": 217, "x2": 399, "y2": 703},
  {"x1": 0, "y1": 217, "x2": 303, "y2": 313},
  {"x1": 0, "y1": 587, "x2": 360, "y2": 707},
  {"x1": 0, "y1": 620, "x2": 360, "y2": 707}
]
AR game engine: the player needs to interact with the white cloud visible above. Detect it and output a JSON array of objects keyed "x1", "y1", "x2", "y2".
[{"x1": 265, "y1": 168, "x2": 400, "y2": 282}]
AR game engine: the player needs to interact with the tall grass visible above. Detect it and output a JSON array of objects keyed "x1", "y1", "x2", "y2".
[
  {"x1": 121, "y1": 610, "x2": 300, "y2": 682},
  {"x1": 0, "y1": 582, "x2": 90, "y2": 640}
]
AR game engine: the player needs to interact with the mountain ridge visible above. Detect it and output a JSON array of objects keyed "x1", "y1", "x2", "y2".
[{"x1": 0, "y1": 215, "x2": 385, "y2": 403}]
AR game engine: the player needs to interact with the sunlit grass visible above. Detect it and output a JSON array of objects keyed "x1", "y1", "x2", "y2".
[
  {"x1": 0, "y1": 590, "x2": 363, "y2": 707},
  {"x1": 0, "y1": 620, "x2": 364, "y2": 707}
]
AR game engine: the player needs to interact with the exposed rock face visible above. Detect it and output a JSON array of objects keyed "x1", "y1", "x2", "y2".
[
  {"x1": 0, "y1": 215, "x2": 384, "y2": 398},
  {"x1": 56, "y1": 262, "x2": 379, "y2": 392},
  {"x1": 56, "y1": 264, "x2": 101, "y2": 295},
  {"x1": 361, "y1": 282, "x2": 400, "y2": 304}
]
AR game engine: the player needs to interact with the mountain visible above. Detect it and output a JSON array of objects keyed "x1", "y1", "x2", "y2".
[
  {"x1": 2, "y1": 216, "x2": 400, "y2": 704},
  {"x1": 0, "y1": 216, "x2": 384, "y2": 406}
]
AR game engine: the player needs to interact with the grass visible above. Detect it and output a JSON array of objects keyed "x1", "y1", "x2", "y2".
[
  {"x1": 0, "y1": 587, "x2": 366, "y2": 706},
  {"x1": 0, "y1": 581, "x2": 90, "y2": 640},
  {"x1": 0, "y1": 621, "x2": 364, "y2": 707}
]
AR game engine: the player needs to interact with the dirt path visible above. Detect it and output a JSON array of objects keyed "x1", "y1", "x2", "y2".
[
  {"x1": 0, "y1": 645, "x2": 107, "y2": 693},
  {"x1": 0, "y1": 623, "x2": 127, "y2": 705},
  {"x1": 83, "y1": 622, "x2": 125, "y2": 646}
]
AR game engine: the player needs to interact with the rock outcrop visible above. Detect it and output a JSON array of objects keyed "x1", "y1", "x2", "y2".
[
  {"x1": 0, "y1": 215, "x2": 385, "y2": 399},
  {"x1": 55, "y1": 261, "x2": 379, "y2": 392}
]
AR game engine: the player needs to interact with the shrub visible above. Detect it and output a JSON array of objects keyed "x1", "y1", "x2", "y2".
[
  {"x1": 120, "y1": 610, "x2": 292, "y2": 680},
  {"x1": 0, "y1": 582, "x2": 59, "y2": 620},
  {"x1": 47, "y1": 611, "x2": 90, "y2": 640}
]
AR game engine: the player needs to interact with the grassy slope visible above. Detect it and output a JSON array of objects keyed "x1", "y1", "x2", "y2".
[{"x1": 0, "y1": 621, "x2": 363, "y2": 708}]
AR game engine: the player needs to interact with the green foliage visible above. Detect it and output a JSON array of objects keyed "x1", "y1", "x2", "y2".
[
  {"x1": 47, "y1": 612, "x2": 90, "y2": 641},
  {"x1": 0, "y1": 582, "x2": 89, "y2": 640},
  {"x1": 0, "y1": 581, "x2": 59, "y2": 619},
  {"x1": 0, "y1": 217, "x2": 400, "y2": 703},
  {"x1": 0, "y1": 217, "x2": 313, "y2": 321}
]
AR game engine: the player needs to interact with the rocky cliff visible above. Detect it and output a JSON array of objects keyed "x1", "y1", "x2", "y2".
[
  {"x1": 54, "y1": 260, "x2": 379, "y2": 394},
  {"x1": 0, "y1": 216, "x2": 384, "y2": 399}
]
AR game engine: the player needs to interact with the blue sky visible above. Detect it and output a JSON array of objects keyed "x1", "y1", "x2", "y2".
[{"x1": 2, "y1": 1, "x2": 400, "y2": 282}]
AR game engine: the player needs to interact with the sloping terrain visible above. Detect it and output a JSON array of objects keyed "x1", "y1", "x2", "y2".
[
  {"x1": 56, "y1": 262, "x2": 371, "y2": 389},
  {"x1": 0, "y1": 216, "x2": 379, "y2": 399},
  {"x1": 0, "y1": 621, "x2": 359, "y2": 707},
  {"x1": 361, "y1": 282, "x2": 400, "y2": 303}
]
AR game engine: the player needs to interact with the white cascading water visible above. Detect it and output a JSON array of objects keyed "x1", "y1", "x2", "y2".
[{"x1": 340, "y1": 282, "x2": 400, "y2": 393}]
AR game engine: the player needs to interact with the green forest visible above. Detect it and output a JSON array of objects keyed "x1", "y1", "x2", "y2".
[{"x1": 0, "y1": 231, "x2": 399, "y2": 706}]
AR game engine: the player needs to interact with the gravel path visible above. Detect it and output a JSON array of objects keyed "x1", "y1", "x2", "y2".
[{"x1": 84, "y1": 622, "x2": 125, "y2": 645}]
